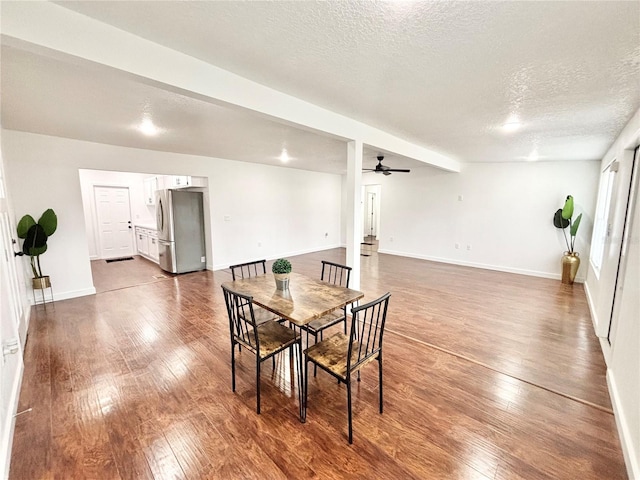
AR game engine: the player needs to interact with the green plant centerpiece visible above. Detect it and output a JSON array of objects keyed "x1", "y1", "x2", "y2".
[
  {"x1": 272, "y1": 258, "x2": 292, "y2": 291},
  {"x1": 16, "y1": 208, "x2": 58, "y2": 289},
  {"x1": 553, "y1": 195, "x2": 582, "y2": 285}
]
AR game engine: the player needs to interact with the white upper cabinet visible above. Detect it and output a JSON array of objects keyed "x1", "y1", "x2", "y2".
[
  {"x1": 143, "y1": 176, "x2": 158, "y2": 205},
  {"x1": 155, "y1": 175, "x2": 207, "y2": 190}
]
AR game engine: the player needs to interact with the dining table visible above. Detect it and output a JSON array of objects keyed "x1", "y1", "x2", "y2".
[
  {"x1": 221, "y1": 271, "x2": 364, "y2": 327},
  {"x1": 221, "y1": 271, "x2": 364, "y2": 422}
]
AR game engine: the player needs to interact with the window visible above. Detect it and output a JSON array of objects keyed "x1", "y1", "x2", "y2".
[{"x1": 590, "y1": 162, "x2": 617, "y2": 276}]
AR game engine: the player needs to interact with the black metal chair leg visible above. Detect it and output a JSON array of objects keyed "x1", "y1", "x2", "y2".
[
  {"x1": 304, "y1": 356, "x2": 309, "y2": 423},
  {"x1": 256, "y1": 358, "x2": 261, "y2": 414},
  {"x1": 296, "y1": 341, "x2": 304, "y2": 422},
  {"x1": 347, "y1": 377, "x2": 353, "y2": 444},
  {"x1": 379, "y1": 357, "x2": 383, "y2": 413},
  {"x1": 231, "y1": 343, "x2": 236, "y2": 392}
]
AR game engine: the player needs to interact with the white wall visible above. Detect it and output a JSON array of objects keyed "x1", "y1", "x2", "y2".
[
  {"x1": 361, "y1": 161, "x2": 600, "y2": 281},
  {"x1": 585, "y1": 108, "x2": 640, "y2": 480},
  {"x1": 3, "y1": 130, "x2": 343, "y2": 299},
  {"x1": 79, "y1": 169, "x2": 156, "y2": 259}
]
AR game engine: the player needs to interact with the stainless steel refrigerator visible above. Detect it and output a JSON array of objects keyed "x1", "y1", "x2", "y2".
[{"x1": 155, "y1": 189, "x2": 206, "y2": 274}]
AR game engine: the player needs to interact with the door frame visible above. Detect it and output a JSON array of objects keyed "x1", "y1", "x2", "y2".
[
  {"x1": 0, "y1": 149, "x2": 26, "y2": 478},
  {"x1": 362, "y1": 184, "x2": 381, "y2": 240}
]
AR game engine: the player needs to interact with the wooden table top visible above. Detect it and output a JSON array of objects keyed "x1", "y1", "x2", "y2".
[{"x1": 221, "y1": 272, "x2": 364, "y2": 326}]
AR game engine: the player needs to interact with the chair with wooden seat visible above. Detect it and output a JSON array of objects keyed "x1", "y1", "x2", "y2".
[
  {"x1": 229, "y1": 259, "x2": 281, "y2": 326},
  {"x1": 222, "y1": 285, "x2": 303, "y2": 421},
  {"x1": 298, "y1": 260, "x2": 352, "y2": 348},
  {"x1": 304, "y1": 292, "x2": 391, "y2": 443}
]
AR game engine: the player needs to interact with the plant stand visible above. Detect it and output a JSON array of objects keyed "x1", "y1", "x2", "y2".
[{"x1": 32, "y1": 276, "x2": 54, "y2": 306}]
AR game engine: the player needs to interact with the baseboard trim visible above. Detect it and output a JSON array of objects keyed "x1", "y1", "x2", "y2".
[
  {"x1": 211, "y1": 244, "x2": 342, "y2": 271},
  {"x1": 376, "y1": 249, "x2": 587, "y2": 283},
  {"x1": 29, "y1": 287, "x2": 97, "y2": 305},
  {"x1": 607, "y1": 370, "x2": 639, "y2": 480}
]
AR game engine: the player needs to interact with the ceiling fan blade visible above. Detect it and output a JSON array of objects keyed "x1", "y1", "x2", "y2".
[{"x1": 386, "y1": 168, "x2": 411, "y2": 173}]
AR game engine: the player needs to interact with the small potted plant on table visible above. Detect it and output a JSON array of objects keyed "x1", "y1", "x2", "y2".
[{"x1": 272, "y1": 258, "x2": 292, "y2": 291}]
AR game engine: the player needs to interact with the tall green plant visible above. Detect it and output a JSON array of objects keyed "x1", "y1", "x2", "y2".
[
  {"x1": 16, "y1": 209, "x2": 57, "y2": 278},
  {"x1": 553, "y1": 195, "x2": 582, "y2": 254}
]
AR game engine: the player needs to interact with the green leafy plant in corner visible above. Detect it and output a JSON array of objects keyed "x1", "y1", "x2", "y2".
[
  {"x1": 553, "y1": 195, "x2": 582, "y2": 254},
  {"x1": 272, "y1": 258, "x2": 292, "y2": 274},
  {"x1": 16, "y1": 209, "x2": 58, "y2": 278}
]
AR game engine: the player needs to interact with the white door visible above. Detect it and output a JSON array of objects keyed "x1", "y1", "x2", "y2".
[
  {"x1": 94, "y1": 186, "x2": 134, "y2": 259},
  {"x1": 0, "y1": 156, "x2": 24, "y2": 474}
]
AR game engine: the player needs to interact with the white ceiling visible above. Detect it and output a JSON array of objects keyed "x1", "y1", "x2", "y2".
[{"x1": 2, "y1": 1, "x2": 639, "y2": 174}]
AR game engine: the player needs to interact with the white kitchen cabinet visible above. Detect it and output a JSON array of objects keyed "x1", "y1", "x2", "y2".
[
  {"x1": 159, "y1": 175, "x2": 191, "y2": 189},
  {"x1": 135, "y1": 226, "x2": 158, "y2": 263},
  {"x1": 136, "y1": 228, "x2": 149, "y2": 256},
  {"x1": 143, "y1": 176, "x2": 158, "y2": 205},
  {"x1": 148, "y1": 232, "x2": 159, "y2": 262}
]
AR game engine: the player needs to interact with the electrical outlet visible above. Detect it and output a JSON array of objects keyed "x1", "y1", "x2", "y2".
[
  {"x1": 258, "y1": 241, "x2": 262, "y2": 247},
  {"x1": 389, "y1": 236, "x2": 394, "y2": 242},
  {"x1": 224, "y1": 215, "x2": 231, "y2": 222},
  {"x1": 467, "y1": 244, "x2": 472, "y2": 251},
  {"x1": 325, "y1": 232, "x2": 328, "y2": 237},
  {"x1": 455, "y1": 243, "x2": 460, "y2": 249},
  {"x1": 458, "y1": 195, "x2": 463, "y2": 201}
]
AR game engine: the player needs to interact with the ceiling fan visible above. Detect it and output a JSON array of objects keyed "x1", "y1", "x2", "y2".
[{"x1": 362, "y1": 156, "x2": 411, "y2": 176}]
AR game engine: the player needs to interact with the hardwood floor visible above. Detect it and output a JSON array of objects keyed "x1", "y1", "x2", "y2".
[
  {"x1": 91, "y1": 256, "x2": 175, "y2": 294},
  {"x1": 10, "y1": 249, "x2": 626, "y2": 479}
]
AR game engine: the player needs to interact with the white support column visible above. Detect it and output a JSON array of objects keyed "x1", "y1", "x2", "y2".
[{"x1": 346, "y1": 140, "x2": 363, "y2": 290}]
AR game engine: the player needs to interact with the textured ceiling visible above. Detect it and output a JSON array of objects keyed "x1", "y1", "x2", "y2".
[{"x1": 2, "y1": 1, "x2": 639, "y2": 173}]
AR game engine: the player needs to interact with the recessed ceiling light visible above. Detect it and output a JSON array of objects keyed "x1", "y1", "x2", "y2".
[
  {"x1": 527, "y1": 150, "x2": 539, "y2": 161},
  {"x1": 138, "y1": 117, "x2": 159, "y2": 136},
  {"x1": 279, "y1": 149, "x2": 290, "y2": 163},
  {"x1": 501, "y1": 115, "x2": 522, "y2": 133}
]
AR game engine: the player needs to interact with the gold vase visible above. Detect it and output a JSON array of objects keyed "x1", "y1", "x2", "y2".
[{"x1": 561, "y1": 252, "x2": 580, "y2": 285}]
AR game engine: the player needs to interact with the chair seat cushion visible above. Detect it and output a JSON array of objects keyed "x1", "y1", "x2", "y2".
[
  {"x1": 303, "y1": 310, "x2": 345, "y2": 333},
  {"x1": 305, "y1": 333, "x2": 377, "y2": 379},
  {"x1": 256, "y1": 320, "x2": 299, "y2": 358}
]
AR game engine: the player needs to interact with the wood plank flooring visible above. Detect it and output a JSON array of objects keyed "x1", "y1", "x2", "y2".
[
  {"x1": 10, "y1": 249, "x2": 626, "y2": 479},
  {"x1": 91, "y1": 256, "x2": 175, "y2": 294}
]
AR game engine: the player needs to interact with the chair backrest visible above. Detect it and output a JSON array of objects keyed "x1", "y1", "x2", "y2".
[
  {"x1": 347, "y1": 292, "x2": 391, "y2": 373},
  {"x1": 321, "y1": 260, "x2": 352, "y2": 288},
  {"x1": 221, "y1": 285, "x2": 260, "y2": 352},
  {"x1": 229, "y1": 259, "x2": 267, "y2": 280}
]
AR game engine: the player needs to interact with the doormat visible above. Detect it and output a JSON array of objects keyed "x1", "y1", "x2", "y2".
[{"x1": 105, "y1": 257, "x2": 134, "y2": 263}]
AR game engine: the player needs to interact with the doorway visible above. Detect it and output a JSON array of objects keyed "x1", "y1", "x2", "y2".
[
  {"x1": 606, "y1": 146, "x2": 638, "y2": 343},
  {"x1": 590, "y1": 147, "x2": 638, "y2": 341},
  {"x1": 361, "y1": 184, "x2": 381, "y2": 256}
]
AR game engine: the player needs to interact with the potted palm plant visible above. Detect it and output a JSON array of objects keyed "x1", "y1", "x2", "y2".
[
  {"x1": 16, "y1": 209, "x2": 58, "y2": 290},
  {"x1": 553, "y1": 195, "x2": 582, "y2": 284},
  {"x1": 272, "y1": 258, "x2": 292, "y2": 290}
]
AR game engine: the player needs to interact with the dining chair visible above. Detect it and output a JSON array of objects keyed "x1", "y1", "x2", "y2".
[
  {"x1": 304, "y1": 292, "x2": 391, "y2": 443},
  {"x1": 229, "y1": 259, "x2": 281, "y2": 326},
  {"x1": 222, "y1": 285, "x2": 304, "y2": 421},
  {"x1": 298, "y1": 260, "x2": 352, "y2": 349}
]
